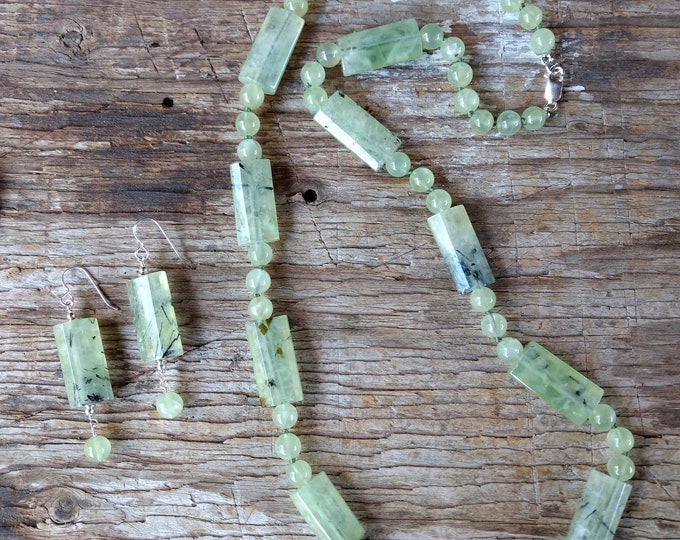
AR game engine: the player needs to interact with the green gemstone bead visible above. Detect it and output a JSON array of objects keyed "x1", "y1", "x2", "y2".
[
  {"x1": 440, "y1": 37, "x2": 465, "y2": 62},
  {"x1": 248, "y1": 242, "x2": 273, "y2": 267},
  {"x1": 531, "y1": 28, "x2": 556, "y2": 55},
  {"x1": 607, "y1": 427, "x2": 635, "y2": 453},
  {"x1": 248, "y1": 296, "x2": 273, "y2": 321},
  {"x1": 239, "y1": 83, "x2": 265, "y2": 110},
  {"x1": 287, "y1": 459, "x2": 313, "y2": 487},
  {"x1": 589, "y1": 403, "x2": 617, "y2": 431},
  {"x1": 497, "y1": 337, "x2": 523, "y2": 363},
  {"x1": 385, "y1": 151, "x2": 411, "y2": 177},
  {"x1": 272, "y1": 402, "x2": 299, "y2": 430},
  {"x1": 409, "y1": 167, "x2": 435, "y2": 192},
  {"x1": 420, "y1": 23, "x2": 444, "y2": 50},
  {"x1": 470, "y1": 109, "x2": 495, "y2": 135},
  {"x1": 274, "y1": 432, "x2": 302, "y2": 461},
  {"x1": 235, "y1": 111, "x2": 261, "y2": 137},
  {"x1": 83, "y1": 434, "x2": 111, "y2": 463},
  {"x1": 237, "y1": 138, "x2": 263, "y2": 163},
  {"x1": 283, "y1": 0, "x2": 308, "y2": 17},
  {"x1": 246, "y1": 268, "x2": 272, "y2": 295},
  {"x1": 496, "y1": 110, "x2": 522, "y2": 136},
  {"x1": 469, "y1": 287, "x2": 496, "y2": 312},
  {"x1": 607, "y1": 454, "x2": 635, "y2": 482},
  {"x1": 522, "y1": 106, "x2": 547, "y2": 131},
  {"x1": 426, "y1": 189, "x2": 452, "y2": 214},
  {"x1": 453, "y1": 88, "x2": 480, "y2": 115},
  {"x1": 500, "y1": 0, "x2": 523, "y2": 13},
  {"x1": 447, "y1": 62, "x2": 473, "y2": 88},
  {"x1": 316, "y1": 42, "x2": 342, "y2": 68},
  {"x1": 481, "y1": 312, "x2": 507, "y2": 339},
  {"x1": 302, "y1": 86, "x2": 328, "y2": 114},
  {"x1": 156, "y1": 391, "x2": 184, "y2": 419},
  {"x1": 519, "y1": 5, "x2": 543, "y2": 30},
  {"x1": 301, "y1": 62, "x2": 326, "y2": 87}
]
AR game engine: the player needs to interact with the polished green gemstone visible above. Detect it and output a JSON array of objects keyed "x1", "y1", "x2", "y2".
[
  {"x1": 274, "y1": 432, "x2": 302, "y2": 460},
  {"x1": 317, "y1": 42, "x2": 342, "y2": 68},
  {"x1": 291, "y1": 471, "x2": 366, "y2": 540},
  {"x1": 409, "y1": 167, "x2": 434, "y2": 192},
  {"x1": 420, "y1": 23, "x2": 444, "y2": 51},
  {"x1": 607, "y1": 454, "x2": 635, "y2": 482},
  {"x1": 470, "y1": 109, "x2": 495, "y2": 135},
  {"x1": 496, "y1": 110, "x2": 522, "y2": 136},
  {"x1": 239, "y1": 83, "x2": 265, "y2": 110},
  {"x1": 83, "y1": 434, "x2": 112, "y2": 463},
  {"x1": 440, "y1": 37, "x2": 465, "y2": 62},
  {"x1": 338, "y1": 18, "x2": 422, "y2": 76},
  {"x1": 237, "y1": 138, "x2": 263, "y2": 163},
  {"x1": 531, "y1": 28, "x2": 556, "y2": 55},
  {"x1": 303, "y1": 86, "x2": 329, "y2": 114},
  {"x1": 155, "y1": 391, "x2": 184, "y2": 419},
  {"x1": 519, "y1": 5, "x2": 543, "y2": 30},
  {"x1": 589, "y1": 403, "x2": 617, "y2": 431},
  {"x1": 127, "y1": 271, "x2": 183, "y2": 363},
  {"x1": 522, "y1": 106, "x2": 547, "y2": 132},
  {"x1": 447, "y1": 61, "x2": 473, "y2": 88},
  {"x1": 53, "y1": 318, "x2": 114, "y2": 408},
  {"x1": 453, "y1": 88, "x2": 480, "y2": 115},
  {"x1": 272, "y1": 402, "x2": 298, "y2": 430},
  {"x1": 469, "y1": 287, "x2": 496, "y2": 312}
]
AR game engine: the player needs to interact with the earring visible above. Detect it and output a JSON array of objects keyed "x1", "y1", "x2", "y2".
[
  {"x1": 53, "y1": 266, "x2": 119, "y2": 463},
  {"x1": 126, "y1": 218, "x2": 191, "y2": 419}
]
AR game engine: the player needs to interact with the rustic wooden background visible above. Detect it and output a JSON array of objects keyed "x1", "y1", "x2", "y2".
[{"x1": 1, "y1": 0, "x2": 678, "y2": 538}]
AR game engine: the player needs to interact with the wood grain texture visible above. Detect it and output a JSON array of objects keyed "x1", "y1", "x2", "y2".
[{"x1": 1, "y1": 0, "x2": 678, "y2": 538}]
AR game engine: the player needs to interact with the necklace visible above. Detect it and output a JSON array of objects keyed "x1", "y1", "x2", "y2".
[{"x1": 230, "y1": 2, "x2": 634, "y2": 539}]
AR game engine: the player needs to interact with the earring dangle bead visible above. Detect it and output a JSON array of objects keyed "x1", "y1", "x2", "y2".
[
  {"x1": 52, "y1": 266, "x2": 119, "y2": 463},
  {"x1": 126, "y1": 218, "x2": 191, "y2": 419}
]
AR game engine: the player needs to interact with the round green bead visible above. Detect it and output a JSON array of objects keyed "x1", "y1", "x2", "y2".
[
  {"x1": 283, "y1": 0, "x2": 308, "y2": 17},
  {"x1": 420, "y1": 23, "x2": 444, "y2": 51},
  {"x1": 589, "y1": 403, "x2": 617, "y2": 431},
  {"x1": 235, "y1": 111, "x2": 260, "y2": 137},
  {"x1": 274, "y1": 432, "x2": 302, "y2": 461},
  {"x1": 497, "y1": 337, "x2": 523, "y2": 363},
  {"x1": 470, "y1": 109, "x2": 495, "y2": 135},
  {"x1": 426, "y1": 189, "x2": 452, "y2": 214},
  {"x1": 287, "y1": 459, "x2": 313, "y2": 487},
  {"x1": 481, "y1": 312, "x2": 508, "y2": 339},
  {"x1": 316, "y1": 42, "x2": 341, "y2": 68},
  {"x1": 239, "y1": 83, "x2": 265, "y2": 110},
  {"x1": 156, "y1": 391, "x2": 184, "y2": 419},
  {"x1": 453, "y1": 88, "x2": 480, "y2": 115},
  {"x1": 500, "y1": 0, "x2": 523, "y2": 13},
  {"x1": 531, "y1": 28, "x2": 556, "y2": 55},
  {"x1": 607, "y1": 426, "x2": 635, "y2": 453},
  {"x1": 607, "y1": 454, "x2": 635, "y2": 482},
  {"x1": 522, "y1": 106, "x2": 547, "y2": 131},
  {"x1": 248, "y1": 296, "x2": 273, "y2": 321},
  {"x1": 245, "y1": 268, "x2": 272, "y2": 295},
  {"x1": 496, "y1": 110, "x2": 522, "y2": 136},
  {"x1": 272, "y1": 403, "x2": 298, "y2": 430},
  {"x1": 385, "y1": 152, "x2": 411, "y2": 177},
  {"x1": 447, "y1": 62, "x2": 473, "y2": 89},
  {"x1": 237, "y1": 138, "x2": 262, "y2": 163},
  {"x1": 301, "y1": 62, "x2": 326, "y2": 87},
  {"x1": 248, "y1": 242, "x2": 273, "y2": 267},
  {"x1": 469, "y1": 287, "x2": 496, "y2": 312},
  {"x1": 409, "y1": 167, "x2": 435, "y2": 193},
  {"x1": 440, "y1": 37, "x2": 465, "y2": 62},
  {"x1": 519, "y1": 5, "x2": 543, "y2": 30},
  {"x1": 302, "y1": 86, "x2": 328, "y2": 114},
  {"x1": 83, "y1": 434, "x2": 111, "y2": 463}
]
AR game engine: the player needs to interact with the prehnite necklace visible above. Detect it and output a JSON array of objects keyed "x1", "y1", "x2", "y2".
[{"x1": 230, "y1": 2, "x2": 635, "y2": 539}]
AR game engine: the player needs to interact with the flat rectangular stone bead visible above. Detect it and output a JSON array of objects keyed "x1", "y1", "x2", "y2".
[
  {"x1": 246, "y1": 315, "x2": 303, "y2": 407},
  {"x1": 566, "y1": 470, "x2": 632, "y2": 540},
  {"x1": 314, "y1": 91, "x2": 401, "y2": 171},
  {"x1": 509, "y1": 342, "x2": 604, "y2": 425},
  {"x1": 238, "y1": 7, "x2": 305, "y2": 95},
  {"x1": 427, "y1": 205, "x2": 495, "y2": 294},
  {"x1": 127, "y1": 270, "x2": 183, "y2": 364},
  {"x1": 338, "y1": 18, "x2": 422, "y2": 76},
  {"x1": 291, "y1": 471, "x2": 366, "y2": 540},
  {"x1": 231, "y1": 159, "x2": 280, "y2": 246},
  {"x1": 53, "y1": 318, "x2": 114, "y2": 408}
]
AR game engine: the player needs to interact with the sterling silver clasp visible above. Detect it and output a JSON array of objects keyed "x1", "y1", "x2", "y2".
[{"x1": 541, "y1": 55, "x2": 564, "y2": 116}]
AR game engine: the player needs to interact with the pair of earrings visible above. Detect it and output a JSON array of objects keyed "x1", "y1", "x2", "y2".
[{"x1": 52, "y1": 218, "x2": 190, "y2": 462}]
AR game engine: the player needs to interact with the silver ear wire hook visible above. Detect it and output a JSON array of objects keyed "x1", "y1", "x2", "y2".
[
  {"x1": 60, "y1": 266, "x2": 120, "y2": 319},
  {"x1": 132, "y1": 217, "x2": 193, "y2": 275}
]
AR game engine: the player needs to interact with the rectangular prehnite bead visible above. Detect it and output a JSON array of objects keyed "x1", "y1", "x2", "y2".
[
  {"x1": 246, "y1": 315, "x2": 303, "y2": 407},
  {"x1": 238, "y1": 7, "x2": 305, "y2": 95},
  {"x1": 338, "y1": 18, "x2": 423, "y2": 76},
  {"x1": 127, "y1": 270, "x2": 183, "y2": 364},
  {"x1": 509, "y1": 342, "x2": 604, "y2": 425},
  {"x1": 566, "y1": 470, "x2": 632, "y2": 540},
  {"x1": 291, "y1": 471, "x2": 366, "y2": 540},
  {"x1": 427, "y1": 205, "x2": 495, "y2": 294},
  {"x1": 314, "y1": 91, "x2": 401, "y2": 171},
  {"x1": 231, "y1": 159, "x2": 280, "y2": 246},
  {"x1": 53, "y1": 318, "x2": 114, "y2": 408}
]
